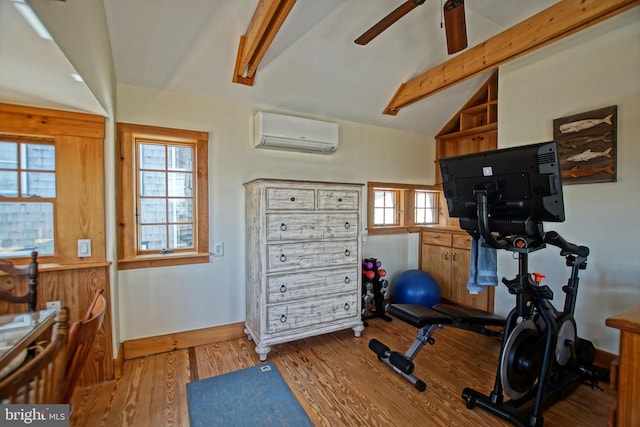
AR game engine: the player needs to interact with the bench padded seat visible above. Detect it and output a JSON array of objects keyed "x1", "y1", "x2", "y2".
[
  {"x1": 433, "y1": 303, "x2": 505, "y2": 326},
  {"x1": 388, "y1": 304, "x2": 454, "y2": 328}
]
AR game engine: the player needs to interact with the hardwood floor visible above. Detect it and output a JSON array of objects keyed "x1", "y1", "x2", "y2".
[{"x1": 70, "y1": 317, "x2": 615, "y2": 426}]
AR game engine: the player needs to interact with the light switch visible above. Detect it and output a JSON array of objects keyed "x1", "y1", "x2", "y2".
[{"x1": 78, "y1": 239, "x2": 92, "y2": 257}]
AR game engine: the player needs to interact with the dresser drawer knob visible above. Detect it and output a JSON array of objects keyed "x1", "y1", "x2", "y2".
[
  {"x1": 344, "y1": 303, "x2": 350, "y2": 311},
  {"x1": 280, "y1": 223, "x2": 287, "y2": 231},
  {"x1": 344, "y1": 277, "x2": 351, "y2": 284},
  {"x1": 338, "y1": 197, "x2": 343, "y2": 202},
  {"x1": 280, "y1": 314, "x2": 287, "y2": 323},
  {"x1": 344, "y1": 221, "x2": 350, "y2": 229},
  {"x1": 280, "y1": 254, "x2": 287, "y2": 262},
  {"x1": 344, "y1": 249, "x2": 351, "y2": 257},
  {"x1": 290, "y1": 197, "x2": 295, "y2": 202},
  {"x1": 280, "y1": 284, "x2": 287, "y2": 293}
]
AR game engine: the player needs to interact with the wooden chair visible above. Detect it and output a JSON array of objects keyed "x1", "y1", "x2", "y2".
[
  {"x1": 0, "y1": 308, "x2": 69, "y2": 404},
  {"x1": 0, "y1": 251, "x2": 39, "y2": 312},
  {"x1": 62, "y1": 289, "x2": 106, "y2": 403}
]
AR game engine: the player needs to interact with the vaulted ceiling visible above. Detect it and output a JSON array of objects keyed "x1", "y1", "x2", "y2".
[{"x1": 1, "y1": 0, "x2": 636, "y2": 136}]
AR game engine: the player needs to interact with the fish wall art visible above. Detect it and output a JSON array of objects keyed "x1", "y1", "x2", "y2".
[{"x1": 553, "y1": 105, "x2": 617, "y2": 185}]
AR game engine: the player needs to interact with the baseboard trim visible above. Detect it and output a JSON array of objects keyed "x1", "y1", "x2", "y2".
[
  {"x1": 594, "y1": 347, "x2": 617, "y2": 371},
  {"x1": 123, "y1": 322, "x2": 246, "y2": 360},
  {"x1": 121, "y1": 321, "x2": 618, "y2": 372}
]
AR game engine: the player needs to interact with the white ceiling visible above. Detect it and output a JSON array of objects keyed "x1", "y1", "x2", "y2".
[{"x1": 1, "y1": 0, "x2": 559, "y2": 135}]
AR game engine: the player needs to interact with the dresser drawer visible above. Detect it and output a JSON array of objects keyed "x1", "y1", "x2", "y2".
[
  {"x1": 317, "y1": 189, "x2": 359, "y2": 210},
  {"x1": 452, "y1": 233, "x2": 473, "y2": 250},
  {"x1": 422, "y1": 231, "x2": 453, "y2": 247},
  {"x1": 267, "y1": 241, "x2": 359, "y2": 272},
  {"x1": 267, "y1": 267, "x2": 359, "y2": 303},
  {"x1": 266, "y1": 187, "x2": 315, "y2": 210},
  {"x1": 266, "y1": 213, "x2": 358, "y2": 241},
  {"x1": 266, "y1": 293, "x2": 359, "y2": 334}
]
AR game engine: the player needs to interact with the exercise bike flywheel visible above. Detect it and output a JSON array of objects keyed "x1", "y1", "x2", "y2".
[
  {"x1": 555, "y1": 315, "x2": 577, "y2": 366},
  {"x1": 500, "y1": 319, "x2": 544, "y2": 400}
]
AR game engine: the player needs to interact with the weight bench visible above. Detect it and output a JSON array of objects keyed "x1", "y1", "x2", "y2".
[{"x1": 369, "y1": 303, "x2": 505, "y2": 391}]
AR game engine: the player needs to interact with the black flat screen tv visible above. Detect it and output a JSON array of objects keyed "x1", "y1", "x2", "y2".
[{"x1": 439, "y1": 141, "x2": 565, "y2": 236}]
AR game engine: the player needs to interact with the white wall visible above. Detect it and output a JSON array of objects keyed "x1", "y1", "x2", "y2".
[
  {"x1": 116, "y1": 85, "x2": 432, "y2": 340},
  {"x1": 495, "y1": 8, "x2": 640, "y2": 354}
]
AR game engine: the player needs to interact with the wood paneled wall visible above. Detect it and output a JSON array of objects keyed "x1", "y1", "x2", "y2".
[
  {"x1": 0, "y1": 103, "x2": 113, "y2": 386},
  {"x1": 0, "y1": 265, "x2": 113, "y2": 386}
]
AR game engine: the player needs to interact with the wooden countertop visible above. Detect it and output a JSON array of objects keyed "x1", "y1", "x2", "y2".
[{"x1": 606, "y1": 304, "x2": 640, "y2": 334}]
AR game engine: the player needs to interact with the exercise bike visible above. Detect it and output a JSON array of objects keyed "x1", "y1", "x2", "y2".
[{"x1": 460, "y1": 189, "x2": 604, "y2": 427}]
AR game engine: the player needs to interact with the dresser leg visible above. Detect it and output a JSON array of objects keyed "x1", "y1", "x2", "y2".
[
  {"x1": 243, "y1": 327, "x2": 253, "y2": 341},
  {"x1": 255, "y1": 345, "x2": 271, "y2": 361},
  {"x1": 352, "y1": 323, "x2": 365, "y2": 338}
]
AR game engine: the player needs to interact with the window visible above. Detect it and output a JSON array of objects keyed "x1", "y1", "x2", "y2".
[
  {"x1": 373, "y1": 189, "x2": 399, "y2": 226},
  {"x1": 367, "y1": 182, "x2": 442, "y2": 234},
  {"x1": 0, "y1": 139, "x2": 56, "y2": 257},
  {"x1": 414, "y1": 190, "x2": 437, "y2": 225},
  {"x1": 117, "y1": 123, "x2": 209, "y2": 269},
  {"x1": 137, "y1": 141, "x2": 194, "y2": 253}
]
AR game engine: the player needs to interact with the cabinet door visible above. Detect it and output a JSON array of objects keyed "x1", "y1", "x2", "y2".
[
  {"x1": 451, "y1": 248, "x2": 493, "y2": 312},
  {"x1": 421, "y1": 244, "x2": 452, "y2": 300}
]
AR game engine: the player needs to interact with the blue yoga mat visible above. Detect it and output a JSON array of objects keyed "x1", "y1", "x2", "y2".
[{"x1": 186, "y1": 362, "x2": 313, "y2": 427}]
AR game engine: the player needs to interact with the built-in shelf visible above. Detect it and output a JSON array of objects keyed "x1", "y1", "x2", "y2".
[{"x1": 435, "y1": 71, "x2": 499, "y2": 184}]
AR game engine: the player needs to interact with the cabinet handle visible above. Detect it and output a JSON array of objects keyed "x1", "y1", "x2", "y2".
[
  {"x1": 432, "y1": 234, "x2": 440, "y2": 239},
  {"x1": 280, "y1": 284, "x2": 287, "y2": 293},
  {"x1": 344, "y1": 303, "x2": 350, "y2": 311},
  {"x1": 338, "y1": 197, "x2": 343, "y2": 202},
  {"x1": 280, "y1": 223, "x2": 287, "y2": 231},
  {"x1": 290, "y1": 197, "x2": 295, "y2": 202},
  {"x1": 280, "y1": 254, "x2": 287, "y2": 262},
  {"x1": 452, "y1": 252, "x2": 457, "y2": 261},
  {"x1": 344, "y1": 221, "x2": 350, "y2": 229},
  {"x1": 344, "y1": 249, "x2": 351, "y2": 257},
  {"x1": 444, "y1": 251, "x2": 449, "y2": 260},
  {"x1": 280, "y1": 314, "x2": 287, "y2": 323},
  {"x1": 344, "y1": 276, "x2": 351, "y2": 284}
]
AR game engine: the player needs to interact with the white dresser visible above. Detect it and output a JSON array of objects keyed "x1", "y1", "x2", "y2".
[{"x1": 244, "y1": 179, "x2": 364, "y2": 360}]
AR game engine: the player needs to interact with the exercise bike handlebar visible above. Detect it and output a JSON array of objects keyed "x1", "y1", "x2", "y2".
[{"x1": 544, "y1": 231, "x2": 589, "y2": 257}]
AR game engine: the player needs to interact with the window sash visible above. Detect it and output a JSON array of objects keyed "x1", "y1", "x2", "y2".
[
  {"x1": 135, "y1": 140, "x2": 196, "y2": 254},
  {"x1": 0, "y1": 140, "x2": 56, "y2": 257}
]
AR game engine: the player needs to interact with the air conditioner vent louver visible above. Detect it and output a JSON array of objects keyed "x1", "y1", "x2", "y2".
[{"x1": 254, "y1": 112, "x2": 339, "y2": 154}]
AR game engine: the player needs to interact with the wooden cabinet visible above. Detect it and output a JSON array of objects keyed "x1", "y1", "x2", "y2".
[
  {"x1": 606, "y1": 305, "x2": 640, "y2": 427},
  {"x1": 424, "y1": 72, "x2": 499, "y2": 312},
  {"x1": 244, "y1": 179, "x2": 364, "y2": 361},
  {"x1": 435, "y1": 71, "x2": 498, "y2": 184},
  {"x1": 419, "y1": 230, "x2": 494, "y2": 313}
]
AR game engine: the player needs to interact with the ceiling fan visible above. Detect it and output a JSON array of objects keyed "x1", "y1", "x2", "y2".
[{"x1": 354, "y1": 0, "x2": 468, "y2": 55}]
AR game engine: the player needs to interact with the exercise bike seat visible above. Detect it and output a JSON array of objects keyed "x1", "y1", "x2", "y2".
[
  {"x1": 433, "y1": 303, "x2": 506, "y2": 327},
  {"x1": 387, "y1": 304, "x2": 454, "y2": 328}
]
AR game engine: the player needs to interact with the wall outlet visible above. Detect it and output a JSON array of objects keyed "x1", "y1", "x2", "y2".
[
  {"x1": 46, "y1": 300, "x2": 61, "y2": 310},
  {"x1": 213, "y1": 242, "x2": 224, "y2": 257}
]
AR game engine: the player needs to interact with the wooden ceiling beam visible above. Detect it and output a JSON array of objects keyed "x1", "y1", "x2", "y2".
[
  {"x1": 384, "y1": 0, "x2": 639, "y2": 115},
  {"x1": 233, "y1": 0, "x2": 296, "y2": 86}
]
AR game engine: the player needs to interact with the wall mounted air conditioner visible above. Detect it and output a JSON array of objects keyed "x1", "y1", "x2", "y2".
[{"x1": 254, "y1": 112, "x2": 339, "y2": 154}]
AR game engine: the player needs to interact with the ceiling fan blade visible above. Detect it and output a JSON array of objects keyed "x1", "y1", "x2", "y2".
[
  {"x1": 355, "y1": 0, "x2": 426, "y2": 45},
  {"x1": 444, "y1": 0, "x2": 468, "y2": 54}
]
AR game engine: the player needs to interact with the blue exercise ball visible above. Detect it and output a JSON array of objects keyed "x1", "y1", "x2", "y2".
[{"x1": 392, "y1": 269, "x2": 441, "y2": 308}]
